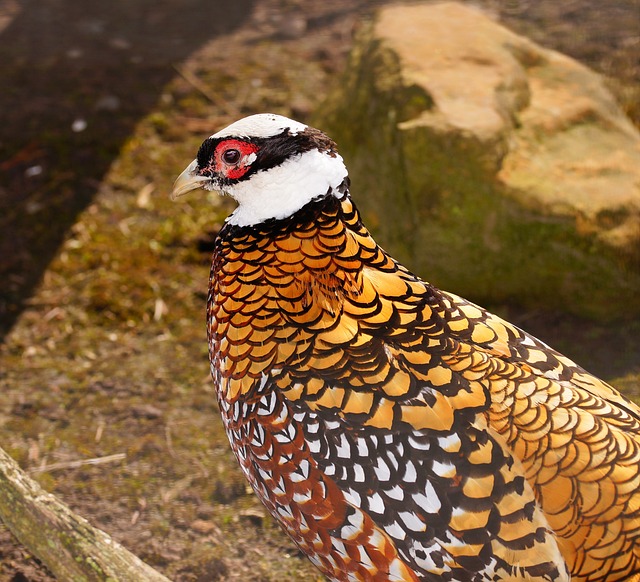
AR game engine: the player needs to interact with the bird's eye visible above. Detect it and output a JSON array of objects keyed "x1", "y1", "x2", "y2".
[
  {"x1": 214, "y1": 139, "x2": 259, "y2": 180},
  {"x1": 222, "y1": 149, "x2": 241, "y2": 165}
]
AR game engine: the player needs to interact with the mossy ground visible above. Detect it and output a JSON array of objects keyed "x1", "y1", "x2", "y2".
[{"x1": 0, "y1": 1, "x2": 638, "y2": 580}]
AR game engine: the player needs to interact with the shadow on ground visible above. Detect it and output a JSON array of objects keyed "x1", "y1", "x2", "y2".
[{"x1": 0, "y1": 0, "x2": 254, "y2": 340}]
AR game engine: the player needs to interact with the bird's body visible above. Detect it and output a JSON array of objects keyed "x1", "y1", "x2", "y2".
[{"x1": 173, "y1": 114, "x2": 640, "y2": 582}]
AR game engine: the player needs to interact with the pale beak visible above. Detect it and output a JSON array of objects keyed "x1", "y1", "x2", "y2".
[{"x1": 171, "y1": 159, "x2": 211, "y2": 200}]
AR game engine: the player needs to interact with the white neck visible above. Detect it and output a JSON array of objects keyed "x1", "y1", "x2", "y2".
[{"x1": 223, "y1": 149, "x2": 348, "y2": 227}]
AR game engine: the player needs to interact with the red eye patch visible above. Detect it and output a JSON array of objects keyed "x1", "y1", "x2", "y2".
[{"x1": 214, "y1": 139, "x2": 260, "y2": 180}]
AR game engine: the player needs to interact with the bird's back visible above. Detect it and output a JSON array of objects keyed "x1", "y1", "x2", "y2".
[{"x1": 433, "y1": 289, "x2": 640, "y2": 581}]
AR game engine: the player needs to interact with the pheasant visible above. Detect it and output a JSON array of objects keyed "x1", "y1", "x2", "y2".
[{"x1": 172, "y1": 113, "x2": 640, "y2": 582}]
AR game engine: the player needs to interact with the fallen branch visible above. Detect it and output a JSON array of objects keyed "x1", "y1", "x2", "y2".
[{"x1": 0, "y1": 446, "x2": 171, "y2": 581}]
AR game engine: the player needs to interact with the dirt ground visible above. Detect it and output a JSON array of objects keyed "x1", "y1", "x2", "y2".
[{"x1": 0, "y1": 1, "x2": 638, "y2": 580}]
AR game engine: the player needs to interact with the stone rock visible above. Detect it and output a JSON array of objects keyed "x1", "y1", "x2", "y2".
[{"x1": 319, "y1": 2, "x2": 640, "y2": 320}]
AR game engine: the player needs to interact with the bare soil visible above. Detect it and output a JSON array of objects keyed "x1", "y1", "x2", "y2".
[{"x1": 0, "y1": 1, "x2": 638, "y2": 580}]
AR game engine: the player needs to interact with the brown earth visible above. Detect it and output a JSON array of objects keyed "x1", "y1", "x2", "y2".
[{"x1": 0, "y1": 1, "x2": 638, "y2": 580}]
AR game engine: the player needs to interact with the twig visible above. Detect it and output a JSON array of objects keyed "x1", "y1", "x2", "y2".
[
  {"x1": 173, "y1": 64, "x2": 229, "y2": 113},
  {"x1": 29, "y1": 453, "x2": 126, "y2": 474},
  {"x1": 160, "y1": 474, "x2": 195, "y2": 503}
]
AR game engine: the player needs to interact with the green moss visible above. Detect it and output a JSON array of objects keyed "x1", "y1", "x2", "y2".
[{"x1": 318, "y1": 20, "x2": 640, "y2": 322}]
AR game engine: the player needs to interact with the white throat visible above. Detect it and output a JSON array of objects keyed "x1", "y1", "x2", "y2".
[{"x1": 224, "y1": 149, "x2": 348, "y2": 227}]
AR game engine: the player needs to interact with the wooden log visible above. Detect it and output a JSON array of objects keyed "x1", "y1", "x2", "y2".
[{"x1": 0, "y1": 446, "x2": 171, "y2": 581}]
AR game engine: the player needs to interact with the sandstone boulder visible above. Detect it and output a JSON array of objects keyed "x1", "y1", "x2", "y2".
[{"x1": 319, "y1": 1, "x2": 640, "y2": 320}]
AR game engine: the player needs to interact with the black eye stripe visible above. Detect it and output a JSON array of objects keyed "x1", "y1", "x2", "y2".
[
  {"x1": 195, "y1": 127, "x2": 339, "y2": 182},
  {"x1": 250, "y1": 128, "x2": 338, "y2": 172}
]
